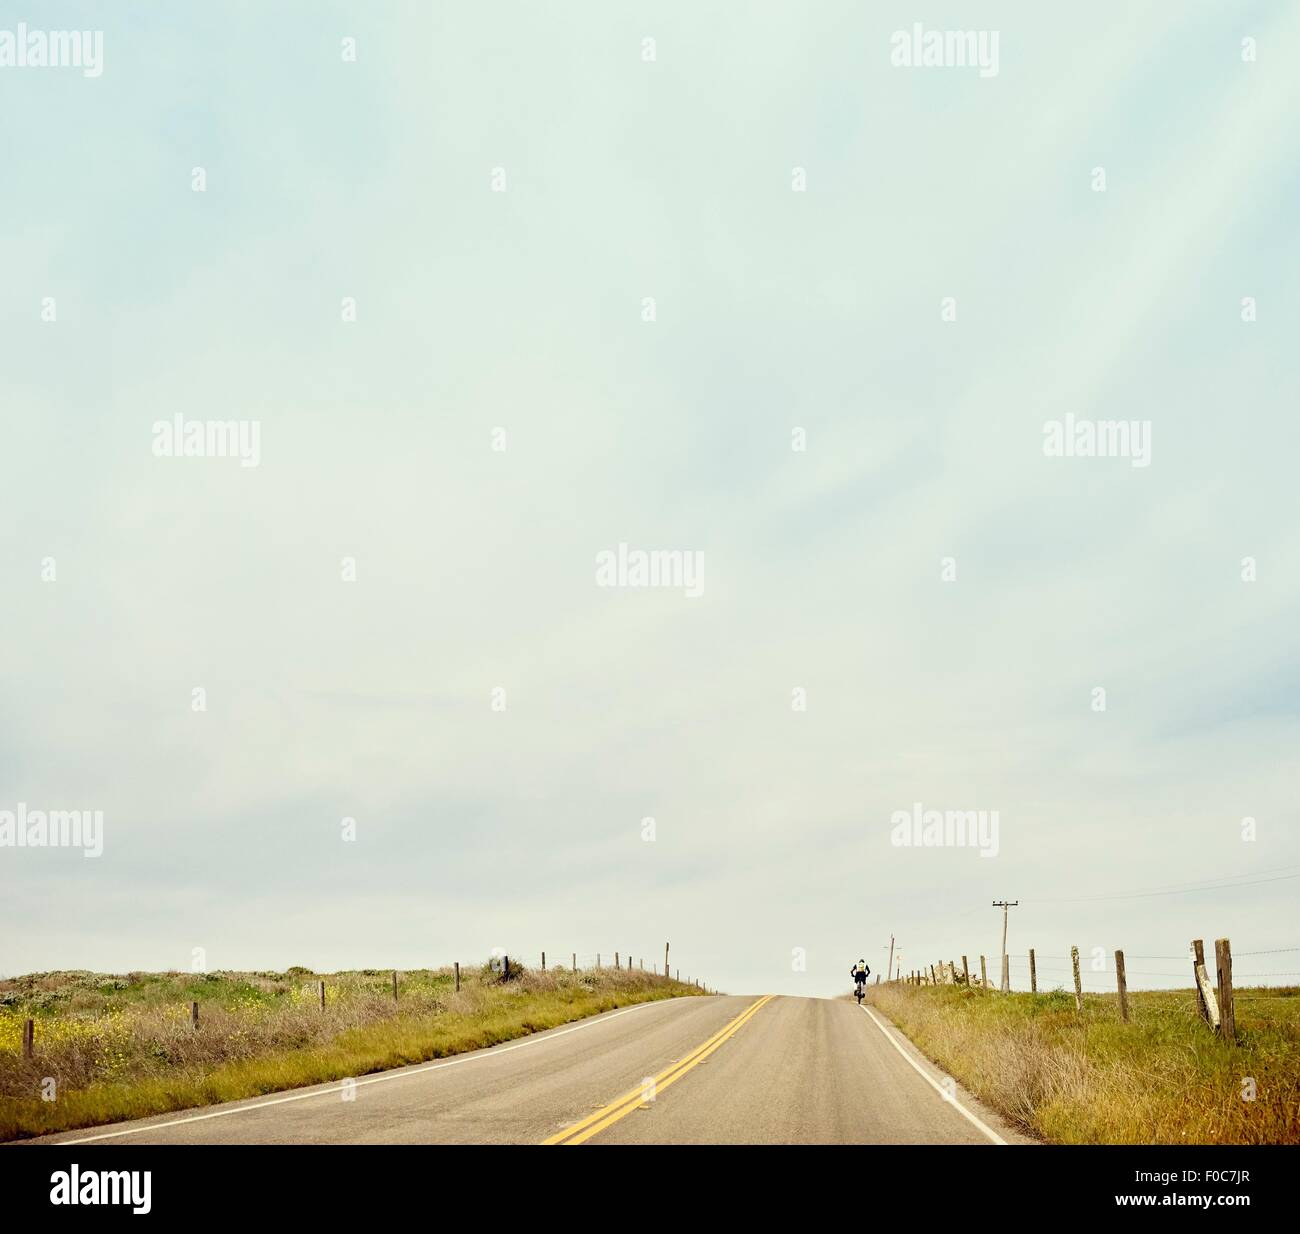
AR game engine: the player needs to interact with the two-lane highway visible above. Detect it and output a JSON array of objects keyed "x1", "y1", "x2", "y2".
[{"x1": 28, "y1": 995, "x2": 1029, "y2": 1146}]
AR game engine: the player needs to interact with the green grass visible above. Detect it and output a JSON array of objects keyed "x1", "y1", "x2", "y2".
[
  {"x1": 865, "y1": 981, "x2": 1300, "y2": 1144},
  {"x1": 0, "y1": 963, "x2": 706, "y2": 1141}
]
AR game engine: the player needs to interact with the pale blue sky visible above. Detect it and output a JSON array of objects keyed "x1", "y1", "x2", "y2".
[{"x1": 2, "y1": 2, "x2": 1298, "y2": 995}]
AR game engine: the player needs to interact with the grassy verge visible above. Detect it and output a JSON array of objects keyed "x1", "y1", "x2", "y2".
[
  {"x1": 0, "y1": 963, "x2": 705, "y2": 1141},
  {"x1": 865, "y1": 981, "x2": 1300, "y2": 1143}
]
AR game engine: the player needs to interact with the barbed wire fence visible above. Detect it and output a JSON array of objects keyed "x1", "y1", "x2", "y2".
[{"x1": 887, "y1": 937, "x2": 1299, "y2": 1042}]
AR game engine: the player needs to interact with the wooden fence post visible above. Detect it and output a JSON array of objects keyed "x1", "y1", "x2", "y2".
[
  {"x1": 503, "y1": 955, "x2": 510, "y2": 979},
  {"x1": 1191, "y1": 940, "x2": 1208, "y2": 1021},
  {"x1": 961, "y1": 955, "x2": 970, "y2": 986},
  {"x1": 572, "y1": 953, "x2": 577, "y2": 973},
  {"x1": 319, "y1": 980, "x2": 326, "y2": 1011},
  {"x1": 1029, "y1": 948, "x2": 1037, "y2": 994},
  {"x1": 1215, "y1": 938, "x2": 1236, "y2": 1042},
  {"x1": 455, "y1": 961, "x2": 461, "y2": 992},
  {"x1": 615, "y1": 952, "x2": 619, "y2": 970},
  {"x1": 929, "y1": 964, "x2": 936, "y2": 984},
  {"x1": 392, "y1": 971, "x2": 399, "y2": 1002},
  {"x1": 979, "y1": 956, "x2": 988, "y2": 989},
  {"x1": 1195, "y1": 960, "x2": 1221, "y2": 1030},
  {"x1": 23, "y1": 1018, "x2": 34, "y2": 1058},
  {"x1": 191, "y1": 1001, "x2": 199, "y2": 1029},
  {"x1": 665, "y1": 942, "x2": 670, "y2": 978},
  {"x1": 1115, "y1": 950, "x2": 1129, "y2": 1023},
  {"x1": 1071, "y1": 947, "x2": 1082, "y2": 1012},
  {"x1": 541, "y1": 952, "x2": 546, "y2": 971}
]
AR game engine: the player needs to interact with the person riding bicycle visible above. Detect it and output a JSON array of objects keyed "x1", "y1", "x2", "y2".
[{"x1": 851, "y1": 959, "x2": 870, "y2": 994}]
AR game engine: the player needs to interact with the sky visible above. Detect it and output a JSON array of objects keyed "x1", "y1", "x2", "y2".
[{"x1": 1, "y1": 2, "x2": 1298, "y2": 997}]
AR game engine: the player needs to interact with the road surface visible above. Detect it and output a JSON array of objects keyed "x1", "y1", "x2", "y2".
[{"x1": 27, "y1": 995, "x2": 1030, "y2": 1146}]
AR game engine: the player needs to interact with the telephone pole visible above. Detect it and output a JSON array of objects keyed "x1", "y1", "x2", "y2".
[
  {"x1": 993, "y1": 900, "x2": 1018, "y2": 991},
  {"x1": 886, "y1": 935, "x2": 895, "y2": 982}
]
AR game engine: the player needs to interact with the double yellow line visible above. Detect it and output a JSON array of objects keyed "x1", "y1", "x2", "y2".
[{"x1": 542, "y1": 995, "x2": 775, "y2": 1145}]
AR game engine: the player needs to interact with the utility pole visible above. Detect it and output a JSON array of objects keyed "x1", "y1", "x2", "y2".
[
  {"x1": 886, "y1": 935, "x2": 895, "y2": 983},
  {"x1": 993, "y1": 900, "x2": 1018, "y2": 992}
]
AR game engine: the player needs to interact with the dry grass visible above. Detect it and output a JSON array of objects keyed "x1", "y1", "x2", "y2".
[
  {"x1": 0, "y1": 963, "x2": 704, "y2": 1141},
  {"x1": 865, "y1": 982, "x2": 1300, "y2": 1144}
]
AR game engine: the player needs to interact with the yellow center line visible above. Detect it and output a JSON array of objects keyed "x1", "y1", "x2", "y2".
[
  {"x1": 540, "y1": 997, "x2": 770, "y2": 1146},
  {"x1": 542, "y1": 994, "x2": 775, "y2": 1145}
]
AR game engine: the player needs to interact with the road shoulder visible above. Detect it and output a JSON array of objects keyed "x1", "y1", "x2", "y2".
[{"x1": 858, "y1": 1002, "x2": 1038, "y2": 1145}]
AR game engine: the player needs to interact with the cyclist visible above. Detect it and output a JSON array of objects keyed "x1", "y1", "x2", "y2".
[{"x1": 850, "y1": 959, "x2": 870, "y2": 996}]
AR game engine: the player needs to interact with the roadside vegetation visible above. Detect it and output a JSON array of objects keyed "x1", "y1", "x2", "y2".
[
  {"x1": 0, "y1": 963, "x2": 704, "y2": 1141},
  {"x1": 865, "y1": 981, "x2": 1300, "y2": 1144}
]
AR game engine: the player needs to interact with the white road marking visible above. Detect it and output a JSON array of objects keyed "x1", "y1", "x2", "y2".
[
  {"x1": 859, "y1": 1005, "x2": 1008, "y2": 1145},
  {"x1": 49, "y1": 997, "x2": 695, "y2": 1145}
]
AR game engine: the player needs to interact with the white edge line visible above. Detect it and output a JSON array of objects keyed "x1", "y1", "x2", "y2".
[
  {"x1": 860, "y1": 1005, "x2": 1008, "y2": 1145},
  {"x1": 49, "y1": 997, "x2": 689, "y2": 1145}
]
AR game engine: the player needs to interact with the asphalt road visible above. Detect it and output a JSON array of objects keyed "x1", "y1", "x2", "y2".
[{"x1": 29, "y1": 995, "x2": 1029, "y2": 1146}]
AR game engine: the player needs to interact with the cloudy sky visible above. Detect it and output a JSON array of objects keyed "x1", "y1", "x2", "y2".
[{"x1": 2, "y1": 2, "x2": 1298, "y2": 997}]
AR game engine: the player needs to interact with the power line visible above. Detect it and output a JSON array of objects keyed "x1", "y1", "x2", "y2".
[{"x1": 1027, "y1": 865, "x2": 1300, "y2": 905}]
